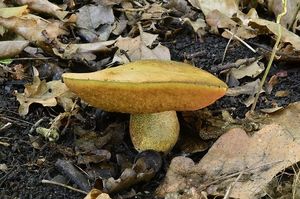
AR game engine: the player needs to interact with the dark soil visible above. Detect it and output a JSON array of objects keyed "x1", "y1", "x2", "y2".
[{"x1": 1, "y1": 30, "x2": 299, "y2": 199}]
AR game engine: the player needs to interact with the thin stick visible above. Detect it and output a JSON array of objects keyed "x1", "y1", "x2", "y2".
[
  {"x1": 251, "y1": 0, "x2": 287, "y2": 112},
  {"x1": 223, "y1": 171, "x2": 244, "y2": 199},
  {"x1": 224, "y1": 29, "x2": 256, "y2": 53},
  {"x1": 41, "y1": 179, "x2": 88, "y2": 195},
  {"x1": 222, "y1": 30, "x2": 235, "y2": 64}
]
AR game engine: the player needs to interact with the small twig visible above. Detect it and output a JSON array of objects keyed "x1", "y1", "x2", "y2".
[
  {"x1": 223, "y1": 171, "x2": 244, "y2": 199},
  {"x1": 222, "y1": 29, "x2": 235, "y2": 64},
  {"x1": 211, "y1": 57, "x2": 258, "y2": 73},
  {"x1": 9, "y1": 57, "x2": 57, "y2": 61},
  {"x1": 41, "y1": 179, "x2": 88, "y2": 195},
  {"x1": 185, "y1": 50, "x2": 206, "y2": 59},
  {"x1": 0, "y1": 115, "x2": 33, "y2": 126},
  {"x1": 224, "y1": 29, "x2": 256, "y2": 53},
  {"x1": 0, "y1": 141, "x2": 10, "y2": 147},
  {"x1": 251, "y1": 0, "x2": 287, "y2": 112},
  {"x1": 0, "y1": 122, "x2": 12, "y2": 133}
]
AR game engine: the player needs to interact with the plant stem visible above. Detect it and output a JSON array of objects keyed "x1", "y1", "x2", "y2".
[{"x1": 251, "y1": 0, "x2": 287, "y2": 112}]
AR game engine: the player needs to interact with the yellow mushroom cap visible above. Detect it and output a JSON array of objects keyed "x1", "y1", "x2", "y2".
[{"x1": 62, "y1": 60, "x2": 228, "y2": 113}]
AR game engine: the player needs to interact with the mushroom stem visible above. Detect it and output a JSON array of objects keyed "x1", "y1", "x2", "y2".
[{"x1": 129, "y1": 111, "x2": 179, "y2": 154}]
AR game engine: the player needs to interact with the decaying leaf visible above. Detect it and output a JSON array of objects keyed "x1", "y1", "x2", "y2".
[
  {"x1": 205, "y1": 9, "x2": 237, "y2": 33},
  {"x1": 0, "y1": 15, "x2": 67, "y2": 51},
  {"x1": 15, "y1": 67, "x2": 72, "y2": 115},
  {"x1": 53, "y1": 40, "x2": 115, "y2": 60},
  {"x1": 141, "y1": 3, "x2": 167, "y2": 20},
  {"x1": 0, "y1": 5, "x2": 28, "y2": 18},
  {"x1": 183, "y1": 18, "x2": 207, "y2": 38},
  {"x1": 62, "y1": 60, "x2": 228, "y2": 113},
  {"x1": 113, "y1": 35, "x2": 170, "y2": 62},
  {"x1": 157, "y1": 102, "x2": 300, "y2": 198},
  {"x1": 102, "y1": 150, "x2": 162, "y2": 193},
  {"x1": 15, "y1": 0, "x2": 68, "y2": 20},
  {"x1": 0, "y1": 40, "x2": 29, "y2": 58},
  {"x1": 188, "y1": 0, "x2": 239, "y2": 17},
  {"x1": 226, "y1": 79, "x2": 260, "y2": 96},
  {"x1": 76, "y1": 4, "x2": 115, "y2": 42},
  {"x1": 267, "y1": 0, "x2": 300, "y2": 29},
  {"x1": 0, "y1": 5, "x2": 28, "y2": 35},
  {"x1": 230, "y1": 60, "x2": 265, "y2": 79},
  {"x1": 249, "y1": 18, "x2": 300, "y2": 50}
]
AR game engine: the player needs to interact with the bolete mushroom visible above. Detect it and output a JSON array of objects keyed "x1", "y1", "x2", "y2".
[{"x1": 62, "y1": 60, "x2": 227, "y2": 153}]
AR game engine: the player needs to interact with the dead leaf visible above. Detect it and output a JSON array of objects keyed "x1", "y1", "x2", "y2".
[
  {"x1": 93, "y1": 0, "x2": 123, "y2": 6},
  {"x1": 114, "y1": 36, "x2": 170, "y2": 62},
  {"x1": 15, "y1": 0, "x2": 68, "y2": 20},
  {"x1": 260, "y1": 106, "x2": 283, "y2": 113},
  {"x1": 112, "y1": 13, "x2": 128, "y2": 35},
  {"x1": 0, "y1": 164, "x2": 8, "y2": 172},
  {"x1": 141, "y1": 3, "x2": 167, "y2": 20},
  {"x1": 275, "y1": 90, "x2": 289, "y2": 97},
  {"x1": 267, "y1": 0, "x2": 300, "y2": 29},
  {"x1": 158, "y1": 102, "x2": 300, "y2": 198},
  {"x1": 76, "y1": 4, "x2": 115, "y2": 42},
  {"x1": 249, "y1": 18, "x2": 300, "y2": 50},
  {"x1": 0, "y1": 15, "x2": 67, "y2": 51},
  {"x1": 0, "y1": 40, "x2": 29, "y2": 58},
  {"x1": 53, "y1": 40, "x2": 115, "y2": 59},
  {"x1": 0, "y1": 5, "x2": 28, "y2": 18},
  {"x1": 77, "y1": 150, "x2": 111, "y2": 164},
  {"x1": 188, "y1": 0, "x2": 239, "y2": 17},
  {"x1": 15, "y1": 67, "x2": 71, "y2": 115},
  {"x1": 266, "y1": 102, "x2": 300, "y2": 136},
  {"x1": 0, "y1": 5, "x2": 28, "y2": 35},
  {"x1": 206, "y1": 9, "x2": 237, "y2": 33},
  {"x1": 226, "y1": 79, "x2": 260, "y2": 96},
  {"x1": 183, "y1": 18, "x2": 207, "y2": 37},
  {"x1": 230, "y1": 60, "x2": 265, "y2": 79}
]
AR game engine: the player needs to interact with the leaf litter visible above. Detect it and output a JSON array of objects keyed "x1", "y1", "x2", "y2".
[{"x1": 1, "y1": 0, "x2": 300, "y2": 198}]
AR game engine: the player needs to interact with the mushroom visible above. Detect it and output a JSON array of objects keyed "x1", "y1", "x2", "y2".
[{"x1": 62, "y1": 60, "x2": 227, "y2": 153}]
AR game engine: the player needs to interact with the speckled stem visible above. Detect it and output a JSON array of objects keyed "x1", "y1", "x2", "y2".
[{"x1": 129, "y1": 111, "x2": 179, "y2": 154}]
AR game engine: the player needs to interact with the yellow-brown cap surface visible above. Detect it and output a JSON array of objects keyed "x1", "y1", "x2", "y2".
[{"x1": 62, "y1": 60, "x2": 227, "y2": 113}]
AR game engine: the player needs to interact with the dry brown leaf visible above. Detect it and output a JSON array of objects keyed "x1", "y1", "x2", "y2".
[
  {"x1": 0, "y1": 15, "x2": 67, "y2": 51},
  {"x1": 249, "y1": 18, "x2": 300, "y2": 50},
  {"x1": 76, "y1": 4, "x2": 115, "y2": 42},
  {"x1": 15, "y1": 67, "x2": 72, "y2": 115},
  {"x1": 15, "y1": 0, "x2": 68, "y2": 20},
  {"x1": 230, "y1": 60, "x2": 265, "y2": 79},
  {"x1": 205, "y1": 10, "x2": 237, "y2": 34},
  {"x1": 141, "y1": 3, "x2": 167, "y2": 20},
  {"x1": 158, "y1": 102, "x2": 300, "y2": 198},
  {"x1": 183, "y1": 18, "x2": 207, "y2": 37},
  {"x1": 267, "y1": 0, "x2": 300, "y2": 29},
  {"x1": 53, "y1": 40, "x2": 115, "y2": 59},
  {"x1": 0, "y1": 5, "x2": 28, "y2": 35},
  {"x1": 226, "y1": 79, "x2": 260, "y2": 96},
  {"x1": 0, "y1": 5, "x2": 28, "y2": 18},
  {"x1": 114, "y1": 36, "x2": 170, "y2": 62},
  {"x1": 0, "y1": 41, "x2": 29, "y2": 58},
  {"x1": 93, "y1": 0, "x2": 123, "y2": 6},
  {"x1": 188, "y1": 0, "x2": 239, "y2": 17},
  {"x1": 266, "y1": 102, "x2": 300, "y2": 136}
]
